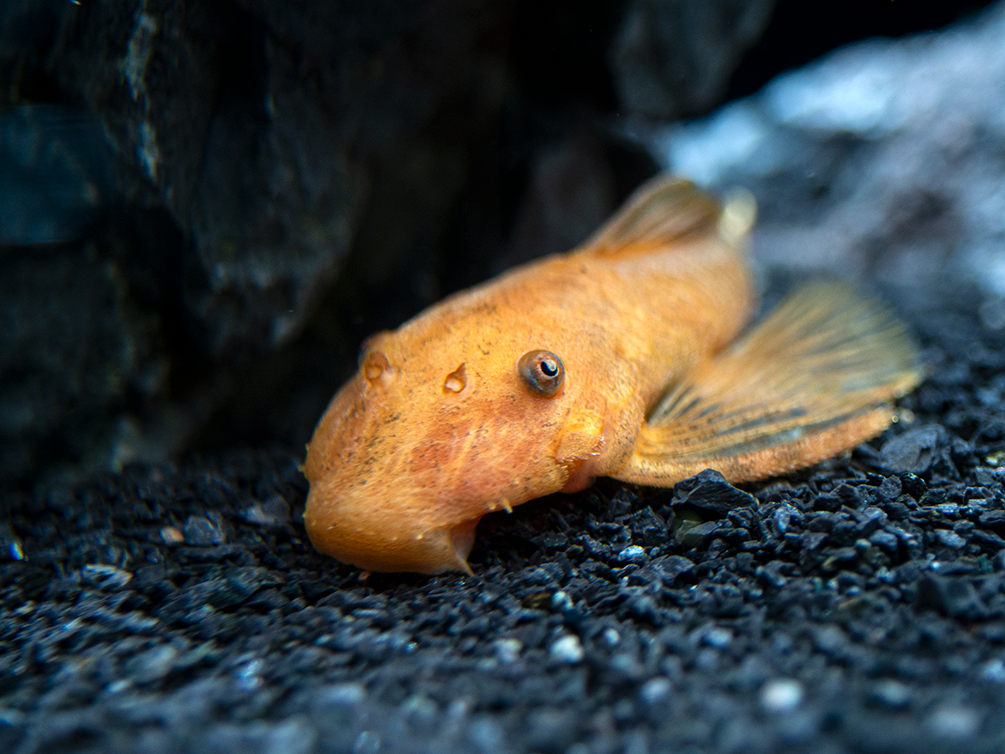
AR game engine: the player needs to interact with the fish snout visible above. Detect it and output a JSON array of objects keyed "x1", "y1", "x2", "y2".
[{"x1": 304, "y1": 476, "x2": 479, "y2": 574}]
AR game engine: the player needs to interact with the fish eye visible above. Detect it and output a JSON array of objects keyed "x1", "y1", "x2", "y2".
[{"x1": 517, "y1": 350, "x2": 565, "y2": 397}]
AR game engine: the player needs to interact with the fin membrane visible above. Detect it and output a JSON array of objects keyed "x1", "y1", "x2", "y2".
[
  {"x1": 613, "y1": 282, "x2": 923, "y2": 486},
  {"x1": 584, "y1": 175, "x2": 725, "y2": 253}
]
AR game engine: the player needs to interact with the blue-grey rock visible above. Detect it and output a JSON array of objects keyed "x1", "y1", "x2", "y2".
[
  {"x1": 0, "y1": 106, "x2": 110, "y2": 245},
  {"x1": 644, "y1": 2, "x2": 1005, "y2": 297}
]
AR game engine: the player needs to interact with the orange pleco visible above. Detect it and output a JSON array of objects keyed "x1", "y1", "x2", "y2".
[{"x1": 303, "y1": 176, "x2": 921, "y2": 574}]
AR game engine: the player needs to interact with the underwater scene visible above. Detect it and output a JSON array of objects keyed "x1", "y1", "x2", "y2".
[{"x1": 3, "y1": 2, "x2": 1005, "y2": 753}]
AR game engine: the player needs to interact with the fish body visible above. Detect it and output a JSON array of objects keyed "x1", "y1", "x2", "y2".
[{"x1": 304, "y1": 177, "x2": 921, "y2": 574}]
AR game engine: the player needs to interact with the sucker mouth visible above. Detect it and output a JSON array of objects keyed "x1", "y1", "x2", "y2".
[{"x1": 304, "y1": 477, "x2": 483, "y2": 574}]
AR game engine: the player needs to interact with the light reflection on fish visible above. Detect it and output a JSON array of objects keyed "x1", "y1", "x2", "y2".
[{"x1": 303, "y1": 176, "x2": 921, "y2": 574}]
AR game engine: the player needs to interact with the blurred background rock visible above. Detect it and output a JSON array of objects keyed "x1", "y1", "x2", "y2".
[{"x1": 0, "y1": 0, "x2": 997, "y2": 493}]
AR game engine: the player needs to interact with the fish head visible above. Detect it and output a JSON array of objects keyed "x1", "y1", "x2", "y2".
[{"x1": 303, "y1": 310, "x2": 618, "y2": 574}]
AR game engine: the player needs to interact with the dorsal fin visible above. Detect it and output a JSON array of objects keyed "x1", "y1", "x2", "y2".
[{"x1": 582, "y1": 175, "x2": 755, "y2": 254}]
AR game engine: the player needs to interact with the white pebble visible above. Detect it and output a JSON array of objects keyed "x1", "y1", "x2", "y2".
[
  {"x1": 550, "y1": 590, "x2": 574, "y2": 612},
  {"x1": 704, "y1": 627, "x2": 733, "y2": 649},
  {"x1": 493, "y1": 638, "x2": 522, "y2": 664},
  {"x1": 549, "y1": 634, "x2": 585, "y2": 664},
  {"x1": 760, "y1": 678, "x2": 804, "y2": 713},
  {"x1": 640, "y1": 676, "x2": 672, "y2": 704},
  {"x1": 617, "y1": 545, "x2": 647, "y2": 564}
]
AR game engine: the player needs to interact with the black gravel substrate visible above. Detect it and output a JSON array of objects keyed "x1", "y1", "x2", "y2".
[{"x1": 4, "y1": 283, "x2": 1005, "y2": 754}]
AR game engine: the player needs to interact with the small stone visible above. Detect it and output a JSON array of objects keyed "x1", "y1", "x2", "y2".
[
  {"x1": 640, "y1": 676, "x2": 672, "y2": 704},
  {"x1": 401, "y1": 694, "x2": 438, "y2": 725},
  {"x1": 878, "y1": 475, "x2": 902, "y2": 500},
  {"x1": 980, "y1": 659, "x2": 1005, "y2": 683},
  {"x1": 672, "y1": 469, "x2": 756, "y2": 515},
  {"x1": 353, "y1": 731, "x2": 381, "y2": 754},
  {"x1": 240, "y1": 495, "x2": 291, "y2": 526},
  {"x1": 316, "y1": 682, "x2": 367, "y2": 707},
  {"x1": 934, "y1": 529, "x2": 967, "y2": 549},
  {"x1": 760, "y1": 679, "x2": 803, "y2": 712},
  {"x1": 626, "y1": 507, "x2": 668, "y2": 547},
  {"x1": 869, "y1": 679, "x2": 912, "y2": 709},
  {"x1": 183, "y1": 515, "x2": 227, "y2": 546},
  {"x1": 160, "y1": 526, "x2": 185, "y2": 545},
  {"x1": 644, "y1": 555, "x2": 696, "y2": 585},
  {"x1": 927, "y1": 705, "x2": 980, "y2": 739},
  {"x1": 526, "y1": 708, "x2": 578, "y2": 753},
  {"x1": 880, "y1": 426, "x2": 944, "y2": 474},
  {"x1": 549, "y1": 634, "x2": 585, "y2": 664},
  {"x1": 550, "y1": 590, "x2": 574, "y2": 612},
  {"x1": 236, "y1": 658, "x2": 264, "y2": 691},
  {"x1": 980, "y1": 510, "x2": 1005, "y2": 529},
  {"x1": 105, "y1": 679, "x2": 133, "y2": 694},
  {"x1": 869, "y1": 530, "x2": 900, "y2": 552},
  {"x1": 917, "y1": 575, "x2": 990, "y2": 620},
  {"x1": 126, "y1": 644, "x2": 179, "y2": 682},
  {"x1": 617, "y1": 545, "x2": 648, "y2": 564},
  {"x1": 602, "y1": 628, "x2": 621, "y2": 646},
  {"x1": 80, "y1": 563, "x2": 133, "y2": 590},
  {"x1": 677, "y1": 521, "x2": 719, "y2": 548},
  {"x1": 703, "y1": 627, "x2": 733, "y2": 649},
  {"x1": 493, "y1": 638, "x2": 522, "y2": 664},
  {"x1": 466, "y1": 717, "x2": 505, "y2": 752}
]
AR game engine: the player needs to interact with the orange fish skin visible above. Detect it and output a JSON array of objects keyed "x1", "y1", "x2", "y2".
[{"x1": 303, "y1": 180, "x2": 755, "y2": 574}]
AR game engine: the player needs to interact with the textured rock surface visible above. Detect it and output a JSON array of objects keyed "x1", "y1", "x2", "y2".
[
  {"x1": 611, "y1": 0, "x2": 777, "y2": 120},
  {"x1": 652, "y1": 0, "x2": 1005, "y2": 300},
  {"x1": 3, "y1": 0, "x2": 790, "y2": 490}
]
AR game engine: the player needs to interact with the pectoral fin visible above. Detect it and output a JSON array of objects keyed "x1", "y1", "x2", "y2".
[
  {"x1": 612, "y1": 283, "x2": 923, "y2": 486},
  {"x1": 556, "y1": 407, "x2": 606, "y2": 493}
]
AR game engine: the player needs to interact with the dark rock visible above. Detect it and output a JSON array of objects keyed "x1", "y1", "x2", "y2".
[
  {"x1": 880, "y1": 426, "x2": 946, "y2": 474},
  {"x1": 182, "y1": 514, "x2": 228, "y2": 546},
  {"x1": 671, "y1": 469, "x2": 757, "y2": 516},
  {"x1": 812, "y1": 494, "x2": 842, "y2": 512},
  {"x1": 0, "y1": 105, "x2": 111, "y2": 245},
  {"x1": 241, "y1": 495, "x2": 291, "y2": 527},
  {"x1": 625, "y1": 507, "x2": 668, "y2": 547},
  {"x1": 610, "y1": 0, "x2": 777, "y2": 119},
  {"x1": 676, "y1": 520, "x2": 720, "y2": 549},
  {"x1": 898, "y1": 473, "x2": 928, "y2": 500},
  {"x1": 917, "y1": 574, "x2": 991, "y2": 620},
  {"x1": 980, "y1": 510, "x2": 1005, "y2": 530},
  {"x1": 933, "y1": 529, "x2": 968, "y2": 549},
  {"x1": 640, "y1": 555, "x2": 696, "y2": 586},
  {"x1": 79, "y1": 563, "x2": 133, "y2": 590}
]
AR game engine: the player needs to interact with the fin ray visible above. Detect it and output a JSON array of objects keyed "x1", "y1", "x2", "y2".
[
  {"x1": 583, "y1": 175, "x2": 733, "y2": 254},
  {"x1": 613, "y1": 283, "x2": 923, "y2": 486}
]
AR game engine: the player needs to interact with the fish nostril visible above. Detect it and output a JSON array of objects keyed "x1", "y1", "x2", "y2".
[
  {"x1": 443, "y1": 363, "x2": 467, "y2": 394},
  {"x1": 362, "y1": 351, "x2": 390, "y2": 383}
]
